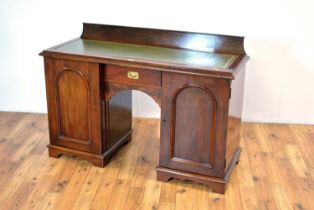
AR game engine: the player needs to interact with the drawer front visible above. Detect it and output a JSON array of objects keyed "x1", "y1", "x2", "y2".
[{"x1": 105, "y1": 64, "x2": 161, "y2": 87}]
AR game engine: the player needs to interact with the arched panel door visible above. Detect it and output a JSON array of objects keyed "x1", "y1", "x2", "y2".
[
  {"x1": 44, "y1": 59, "x2": 102, "y2": 154},
  {"x1": 171, "y1": 85, "x2": 217, "y2": 168},
  {"x1": 159, "y1": 72, "x2": 230, "y2": 177},
  {"x1": 56, "y1": 68, "x2": 91, "y2": 143}
]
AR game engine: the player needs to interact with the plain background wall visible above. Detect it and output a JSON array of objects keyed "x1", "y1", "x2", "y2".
[{"x1": 0, "y1": 0, "x2": 313, "y2": 124}]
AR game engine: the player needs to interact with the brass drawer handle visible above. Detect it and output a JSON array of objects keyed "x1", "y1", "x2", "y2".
[{"x1": 127, "y1": 71, "x2": 139, "y2": 80}]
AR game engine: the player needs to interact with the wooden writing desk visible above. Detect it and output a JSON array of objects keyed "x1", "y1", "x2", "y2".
[{"x1": 40, "y1": 23, "x2": 247, "y2": 194}]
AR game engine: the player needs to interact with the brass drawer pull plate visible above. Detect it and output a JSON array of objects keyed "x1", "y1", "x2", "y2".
[{"x1": 127, "y1": 71, "x2": 139, "y2": 79}]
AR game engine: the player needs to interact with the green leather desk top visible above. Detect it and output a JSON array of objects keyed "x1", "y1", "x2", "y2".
[{"x1": 55, "y1": 39, "x2": 238, "y2": 69}]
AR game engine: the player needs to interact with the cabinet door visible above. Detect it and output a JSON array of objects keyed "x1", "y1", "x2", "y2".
[
  {"x1": 44, "y1": 58, "x2": 102, "y2": 154},
  {"x1": 159, "y1": 72, "x2": 230, "y2": 177}
]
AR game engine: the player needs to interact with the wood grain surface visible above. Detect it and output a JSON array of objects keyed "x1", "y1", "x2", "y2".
[{"x1": 0, "y1": 112, "x2": 313, "y2": 210}]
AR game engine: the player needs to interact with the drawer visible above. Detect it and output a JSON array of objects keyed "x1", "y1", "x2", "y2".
[{"x1": 104, "y1": 64, "x2": 161, "y2": 87}]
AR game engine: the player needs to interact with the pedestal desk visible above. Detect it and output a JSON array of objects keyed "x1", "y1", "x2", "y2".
[{"x1": 40, "y1": 23, "x2": 248, "y2": 194}]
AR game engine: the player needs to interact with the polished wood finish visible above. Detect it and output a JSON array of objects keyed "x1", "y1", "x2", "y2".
[
  {"x1": 104, "y1": 90, "x2": 132, "y2": 150},
  {"x1": 44, "y1": 58, "x2": 102, "y2": 154},
  {"x1": 81, "y1": 23, "x2": 245, "y2": 54},
  {"x1": 104, "y1": 82, "x2": 162, "y2": 107},
  {"x1": 225, "y1": 117, "x2": 241, "y2": 171},
  {"x1": 40, "y1": 23, "x2": 247, "y2": 193},
  {"x1": 105, "y1": 64, "x2": 161, "y2": 88},
  {"x1": 0, "y1": 113, "x2": 314, "y2": 209},
  {"x1": 160, "y1": 72, "x2": 230, "y2": 178}
]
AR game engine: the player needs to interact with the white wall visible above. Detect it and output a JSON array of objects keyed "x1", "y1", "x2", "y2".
[{"x1": 0, "y1": 0, "x2": 313, "y2": 124}]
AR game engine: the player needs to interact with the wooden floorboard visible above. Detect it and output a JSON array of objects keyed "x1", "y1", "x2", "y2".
[{"x1": 0, "y1": 112, "x2": 313, "y2": 210}]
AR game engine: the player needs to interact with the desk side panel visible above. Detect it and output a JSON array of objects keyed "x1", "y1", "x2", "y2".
[
  {"x1": 104, "y1": 90, "x2": 132, "y2": 150},
  {"x1": 225, "y1": 58, "x2": 247, "y2": 172}
]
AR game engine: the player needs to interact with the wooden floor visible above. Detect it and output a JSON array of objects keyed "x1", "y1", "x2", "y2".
[{"x1": 0, "y1": 112, "x2": 313, "y2": 210}]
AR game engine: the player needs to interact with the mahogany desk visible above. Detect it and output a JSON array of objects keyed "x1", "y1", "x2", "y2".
[{"x1": 40, "y1": 23, "x2": 248, "y2": 194}]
